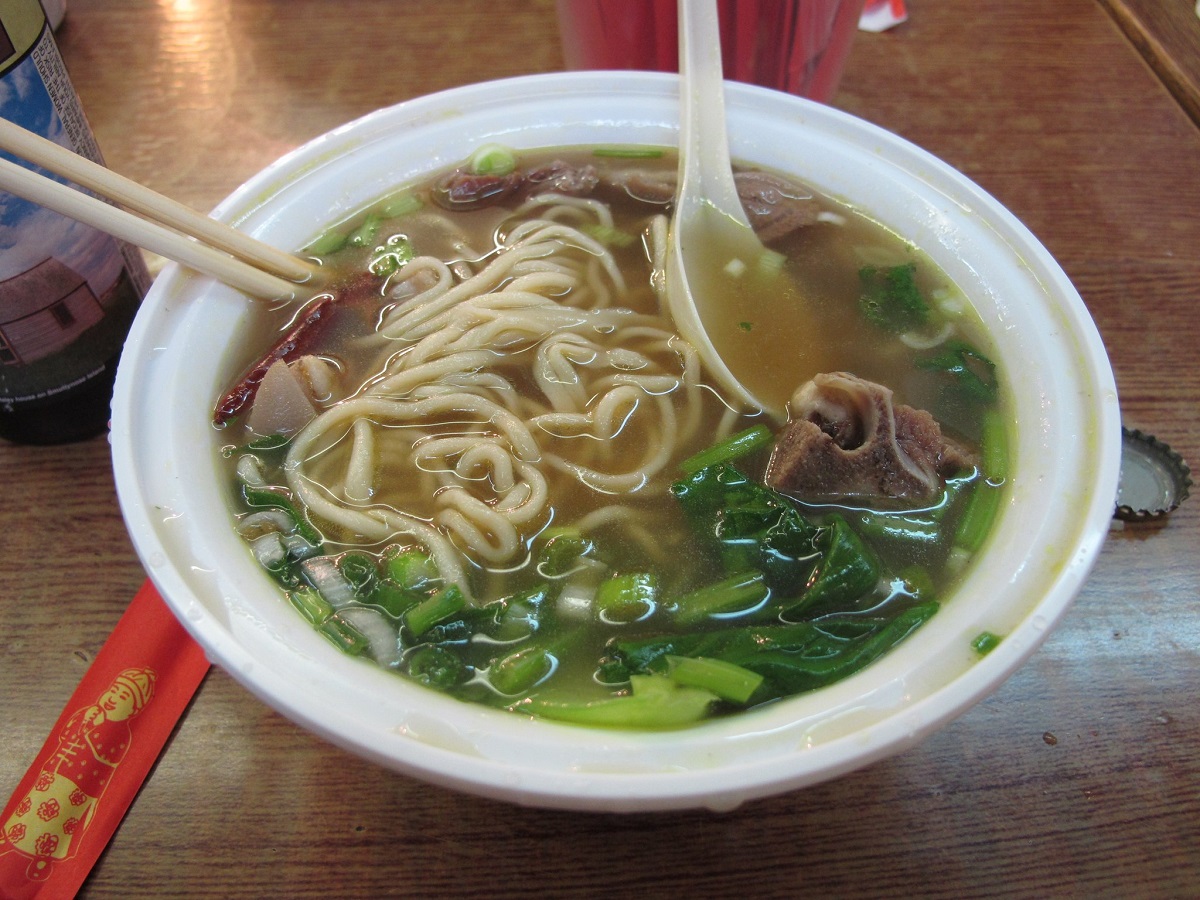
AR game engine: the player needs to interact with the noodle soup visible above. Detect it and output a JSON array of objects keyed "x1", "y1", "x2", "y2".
[{"x1": 216, "y1": 146, "x2": 1006, "y2": 728}]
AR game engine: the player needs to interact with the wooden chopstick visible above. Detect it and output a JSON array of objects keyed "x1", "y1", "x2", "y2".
[{"x1": 0, "y1": 118, "x2": 318, "y2": 300}]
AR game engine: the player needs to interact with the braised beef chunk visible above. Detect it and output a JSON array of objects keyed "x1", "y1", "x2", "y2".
[
  {"x1": 732, "y1": 171, "x2": 819, "y2": 242},
  {"x1": 526, "y1": 160, "x2": 600, "y2": 196},
  {"x1": 765, "y1": 372, "x2": 976, "y2": 503},
  {"x1": 604, "y1": 168, "x2": 819, "y2": 241},
  {"x1": 610, "y1": 169, "x2": 676, "y2": 204},
  {"x1": 432, "y1": 170, "x2": 525, "y2": 211}
]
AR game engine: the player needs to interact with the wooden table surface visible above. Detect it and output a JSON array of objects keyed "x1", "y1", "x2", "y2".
[
  {"x1": 3, "y1": 1, "x2": 1198, "y2": 896},
  {"x1": 1100, "y1": 0, "x2": 1200, "y2": 126}
]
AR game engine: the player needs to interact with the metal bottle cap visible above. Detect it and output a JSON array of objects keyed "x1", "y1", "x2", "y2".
[{"x1": 1114, "y1": 428, "x2": 1192, "y2": 521}]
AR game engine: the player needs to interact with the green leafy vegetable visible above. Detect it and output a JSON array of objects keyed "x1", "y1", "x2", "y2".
[
  {"x1": 595, "y1": 572, "x2": 658, "y2": 623},
  {"x1": 611, "y1": 601, "x2": 938, "y2": 700},
  {"x1": 666, "y1": 655, "x2": 764, "y2": 704},
  {"x1": 671, "y1": 463, "x2": 822, "y2": 594},
  {"x1": 517, "y1": 674, "x2": 718, "y2": 728},
  {"x1": 679, "y1": 425, "x2": 774, "y2": 475},
  {"x1": 953, "y1": 409, "x2": 1008, "y2": 555},
  {"x1": 917, "y1": 340, "x2": 999, "y2": 406},
  {"x1": 785, "y1": 515, "x2": 881, "y2": 617},
  {"x1": 338, "y1": 552, "x2": 378, "y2": 594},
  {"x1": 406, "y1": 645, "x2": 471, "y2": 689},
  {"x1": 671, "y1": 570, "x2": 769, "y2": 626},
  {"x1": 536, "y1": 529, "x2": 594, "y2": 577},
  {"x1": 859, "y1": 263, "x2": 929, "y2": 332}
]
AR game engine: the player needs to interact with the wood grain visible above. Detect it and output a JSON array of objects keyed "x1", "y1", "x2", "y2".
[
  {"x1": 1099, "y1": 0, "x2": 1200, "y2": 126},
  {"x1": 1, "y1": 1, "x2": 1197, "y2": 897}
]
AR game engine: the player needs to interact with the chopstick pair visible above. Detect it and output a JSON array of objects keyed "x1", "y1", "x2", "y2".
[{"x1": 0, "y1": 118, "x2": 318, "y2": 301}]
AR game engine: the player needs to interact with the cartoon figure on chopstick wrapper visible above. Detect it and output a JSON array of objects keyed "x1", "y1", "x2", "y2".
[{"x1": 0, "y1": 668, "x2": 156, "y2": 883}]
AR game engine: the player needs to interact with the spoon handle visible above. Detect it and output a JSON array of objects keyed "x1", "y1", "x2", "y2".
[{"x1": 677, "y1": 0, "x2": 750, "y2": 226}]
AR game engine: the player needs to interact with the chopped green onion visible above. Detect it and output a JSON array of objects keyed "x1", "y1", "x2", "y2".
[
  {"x1": 488, "y1": 583, "x2": 551, "y2": 641},
  {"x1": 386, "y1": 548, "x2": 439, "y2": 591},
  {"x1": 468, "y1": 143, "x2": 517, "y2": 176},
  {"x1": 489, "y1": 644, "x2": 556, "y2": 696},
  {"x1": 306, "y1": 228, "x2": 347, "y2": 256},
  {"x1": 581, "y1": 223, "x2": 636, "y2": 247},
  {"x1": 666, "y1": 655, "x2": 764, "y2": 704},
  {"x1": 368, "y1": 235, "x2": 415, "y2": 278},
  {"x1": 591, "y1": 146, "x2": 665, "y2": 158},
  {"x1": 971, "y1": 631, "x2": 1002, "y2": 655},
  {"x1": 680, "y1": 425, "x2": 774, "y2": 475},
  {"x1": 369, "y1": 580, "x2": 421, "y2": 619},
  {"x1": 347, "y1": 215, "x2": 380, "y2": 248},
  {"x1": 378, "y1": 192, "x2": 422, "y2": 218},
  {"x1": 757, "y1": 248, "x2": 787, "y2": 276},
  {"x1": 289, "y1": 587, "x2": 332, "y2": 625},
  {"x1": 404, "y1": 584, "x2": 466, "y2": 637},
  {"x1": 318, "y1": 614, "x2": 370, "y2": 656},
  {"x1": 242, "y1": 486, "x2": 322, "y2": 545},
  {"x1": 338, "y1": 552, "x2": 378, "y2": 594}
]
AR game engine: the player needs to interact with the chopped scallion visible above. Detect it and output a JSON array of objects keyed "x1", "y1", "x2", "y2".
[
  {"x1": 305, "y1": 229, "x2": 347, "y2": 256},
  {"x1": 971, "y1": 631, "x2": 1002, "y2": 655},
  {"x1": 289, "y1": 587, "x2": 333, "y2": 625},
  {"x1": 404, "y1": 584, "x2": 466, "y2": 637},
  {"x1": 318, "y1": 614, "x2": 370, "y2": 656},
  {"x1": 468, "y1": 143, "x2": 517, "y2": 176},
  {"x1": 591, "y1": 147, "x2": 665, "y2": 158},
  {"x1": 379, "y1": 192, "x2": 422, "y2": 218},
  {"x1": 347, "y1": 215, "x2": 380, "y2": 248}
]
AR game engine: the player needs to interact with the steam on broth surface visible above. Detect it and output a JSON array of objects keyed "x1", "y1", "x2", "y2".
[{"x1": 216, "y1": 146, "x2": 1007, "y2": 729}]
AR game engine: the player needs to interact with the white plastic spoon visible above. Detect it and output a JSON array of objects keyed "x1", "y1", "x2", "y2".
[{"x1": 666, "y1": 0, "x2": 798, "y2": 423}]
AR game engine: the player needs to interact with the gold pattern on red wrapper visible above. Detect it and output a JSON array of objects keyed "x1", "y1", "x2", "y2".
[
  {"x1": 0, "y1": 582, "x2": 209, "y2": 898},
  {"x1": 1, "y1": 668, "x2": 155, "y2": 880}
]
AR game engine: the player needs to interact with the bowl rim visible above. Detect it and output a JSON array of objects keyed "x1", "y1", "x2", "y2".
[{"x1": 111, "y1": 71, "x2": 1121, "y2": 812}]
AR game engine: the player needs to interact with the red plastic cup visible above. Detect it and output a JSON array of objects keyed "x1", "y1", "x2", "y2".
[{"x1": 555, "y1": 0, "x2": 866, "y2": 103}]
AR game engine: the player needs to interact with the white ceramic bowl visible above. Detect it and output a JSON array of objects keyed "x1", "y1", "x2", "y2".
[{"x1": 111, "y1": 72, "x2": 1121, "y2": 813}]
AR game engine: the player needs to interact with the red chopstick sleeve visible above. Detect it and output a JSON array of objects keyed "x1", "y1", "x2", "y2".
[{"x1": 0, "y1": 580, "x2": 211, "y2": 899}]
